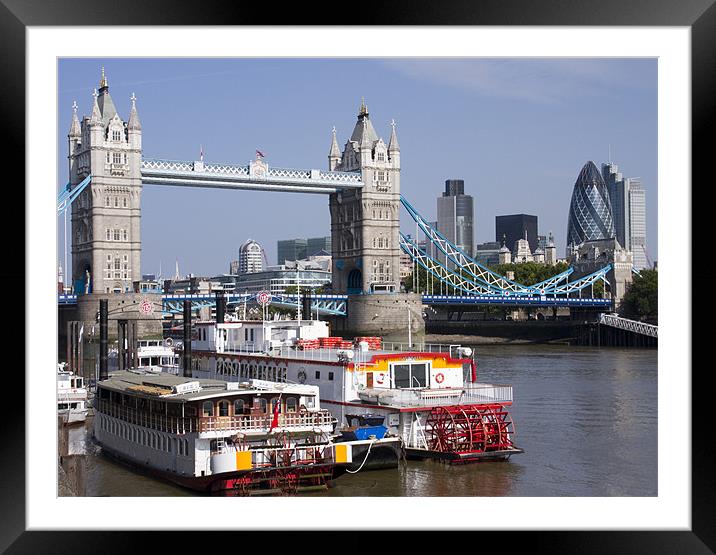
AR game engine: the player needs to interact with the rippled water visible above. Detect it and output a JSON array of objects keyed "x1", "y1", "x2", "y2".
[{"x1": 61, "y1": 345, "x2": 657, "y2": 497}]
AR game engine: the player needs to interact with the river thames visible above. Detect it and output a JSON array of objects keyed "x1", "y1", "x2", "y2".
[{"x1": 60, "y1": 344, "x2": 657, "y2": 497}]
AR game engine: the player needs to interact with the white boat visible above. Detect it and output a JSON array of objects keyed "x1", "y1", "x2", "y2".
[
  {"x1": 109, "y1": 339, "x2": 181, "y2": 375},
  {"x1": 189, "y1": 317, "x2": 523, "y2": 463},
  {"x1": 92, "y1": 369, "x2": 349, "y2": 495},
  {"x1": 57, "y1": 363, "x2": 89, "y2": 425}
]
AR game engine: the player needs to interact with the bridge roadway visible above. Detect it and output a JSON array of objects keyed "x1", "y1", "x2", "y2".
[
  {"x1": 140, "y1": 159, "x2": 364, "y2": 194},
  {"x1": 58, "y1": 293, "x2": 613, "y2": 316}
]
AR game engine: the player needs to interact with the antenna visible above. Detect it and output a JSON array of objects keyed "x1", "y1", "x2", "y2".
[{"x1": 608, "y1": 144, "x2": 611, "y2": 164}]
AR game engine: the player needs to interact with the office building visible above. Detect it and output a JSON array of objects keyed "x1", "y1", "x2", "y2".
[
  {"x1": 495, "y1": 214, "x2": 538, "y2": 254},
  {"x1": 474, "y1": 241, "x2": 501, "y2": 267},
  {"x1": 628, "y1": 179, "x2": 648, "y2": 270},
  {"x1": 566, "y1": 161, "x2": 615, "y2": 256},
  {"x1": 277, "y1": 238, "x2": 307, "y2": 265},
  {"x1": 238, "y1": 239, "x2": 266, "y2": 274},
  {"x1": 307, "y1": 236, "x2": 332, "y2": 257},
  {"x1": 437, "y1": 179, "x2": 474, "y2": 258},
  {"x1": 602, "y1": 162, "x2": 648, "y2": 270},
  {"x1": 277, "y1": 236, "x2": 331, "y2": 265}
]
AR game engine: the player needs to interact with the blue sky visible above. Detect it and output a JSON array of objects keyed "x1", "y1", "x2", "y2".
[{"x1": 57, "y1": 58, "x2": 657, "y2": 277}]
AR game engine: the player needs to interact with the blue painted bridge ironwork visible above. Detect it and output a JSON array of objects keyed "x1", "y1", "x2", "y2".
[{"x1": 59, "y1": 292, "x2": 613, "y2": 316}]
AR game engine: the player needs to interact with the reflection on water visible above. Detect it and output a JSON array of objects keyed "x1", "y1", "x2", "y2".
[{"x1": 59, "y1": 344, "x2": 657, "y2": 497}]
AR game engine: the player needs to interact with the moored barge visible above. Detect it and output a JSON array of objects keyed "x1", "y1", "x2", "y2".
[{"x1": 93, "y1": 369, "x2": 348, "y2": 495}]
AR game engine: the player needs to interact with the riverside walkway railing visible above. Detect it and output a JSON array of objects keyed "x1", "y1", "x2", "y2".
[{"x1": 599, "y1": 313, "x2": 658, "y2": 338}]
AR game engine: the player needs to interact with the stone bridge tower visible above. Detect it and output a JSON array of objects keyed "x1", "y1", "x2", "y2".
[
  {"x1": 328, "y1": 100, "x2": 423, "y2": 336},
  {"x1": 328, "y1": 99, "x2": 401, "y2": 294},
  {"x1": 69, "y1": 68, "x2": 142, "y2": 295}
]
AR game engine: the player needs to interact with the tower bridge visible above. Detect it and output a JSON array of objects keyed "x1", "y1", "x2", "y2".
[{"x1": 59, "y1": 69, "x2": 623, "y2": 338}]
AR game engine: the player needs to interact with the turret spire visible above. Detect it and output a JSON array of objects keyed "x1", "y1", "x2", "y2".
[
  {"x1": 128, "y1": 92, "x2": 141, "y2": 130},
  {"x1": 329, "y1": 126, "x2": 340, "y2": 158},
  {"x1": 388, "y1": 118, "x2": 400, "y2": 152},
  {"x1": 68, "y1": 100, "x2": 81, "y2": 137},
  {"x1": 358, "y1": 97, "x2": 368, "y2": 117},
  {"x1": 99, "y1": 66, "x2": 108, "y2": 90},
  {"x1": 89, "y1": 89, "x2": 102, "y2": 125}
]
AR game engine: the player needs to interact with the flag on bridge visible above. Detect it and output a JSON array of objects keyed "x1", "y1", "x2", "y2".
[{"x1": 256, "y1": 149, "x2": 265, "y2": 159}]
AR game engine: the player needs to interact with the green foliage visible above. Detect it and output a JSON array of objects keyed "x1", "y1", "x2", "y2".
[
  {"x1": 401, "y1": 260, "x2": 570, "y2": 294},
  {"x1": 489, "y1": 261, "x2": 570, "y2": 287},
  {"x1": 619, "y1": 269, "x2": 658, "y2": 323},
  {"x1": 282, "y1": 284, "x2": 328, "y2": 295}
]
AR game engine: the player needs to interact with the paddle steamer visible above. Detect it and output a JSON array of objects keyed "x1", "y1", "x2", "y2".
[{"x1": 190, "y1": 316, "x2": 523, "y2": 463}]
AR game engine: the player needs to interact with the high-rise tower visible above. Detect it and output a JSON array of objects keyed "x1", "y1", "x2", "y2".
[
  {"x1": 69, "y1": 68, "x2": 143, "y2": 295},
  {"x1": 566, "y1": 161, "x2": 615, "y2": 256},
  {"x1": 328, "y1": 100, "x2": 401, "y2": 294},
  {"x1": 437, "y1": 179, "x2": 474, "y2": 258}
]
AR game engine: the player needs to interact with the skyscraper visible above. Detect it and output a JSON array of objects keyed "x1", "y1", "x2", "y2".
[
  {"x1": 602, "y1": 162, "x2": 648, "y2": 270},
  {"x1": 495, "y1": 214, "x2": 538, "y2": 254},
  {"x1": 437, "y1": 179, "x2": 474, "y2": 258},
  {"x1": 602, "y1": 162, "x2": 630, "y2": 249},
  {"x1": 238, "y1": 239, "x2": 265, "y2": 274},
  {"x1": 628, "y1": 179, "x2": 648, "y2": 269},
  {"x1": 566, "y1": 161, "x2": 615, "y2": 255}
]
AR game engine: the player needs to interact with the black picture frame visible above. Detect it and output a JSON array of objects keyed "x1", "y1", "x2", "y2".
[{"x1": 3, "y1": 0, "x2": 708, "y2": 551}]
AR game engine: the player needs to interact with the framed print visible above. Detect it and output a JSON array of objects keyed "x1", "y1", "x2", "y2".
[{"x1": 3, "y1": 0, "x2": 711, "y2": 551}]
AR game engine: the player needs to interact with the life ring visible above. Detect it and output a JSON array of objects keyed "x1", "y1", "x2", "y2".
[
  {"x1": 434, "y1": 373, "x2": 445, "y2": 384},
  {"x1": 375, "y1": 373, "x2": 384, "y2": 385}
]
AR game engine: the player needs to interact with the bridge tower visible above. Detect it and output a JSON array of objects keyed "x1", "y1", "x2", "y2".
[
  {"x1": 69, "y1": 68, "x2": 143, "y2": 295},
  {"x1": 328, "y1": 100, "x2": 423, "y2": 336},
  {"x1": 329, "y1": 99, "x2": 401, "y2": 294}
]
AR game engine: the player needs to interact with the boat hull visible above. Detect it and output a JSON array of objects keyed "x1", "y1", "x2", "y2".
[
  {"x1": 97, "y1": 441, "x2": 347, "y2": 495},
  {"x1": 58, "y1": 409, "x2": 88, "y2": 426},
  {"x1": 345, "y1": 438, "x2": 402, "y2": 471}
]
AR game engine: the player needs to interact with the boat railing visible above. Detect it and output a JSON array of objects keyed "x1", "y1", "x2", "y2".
[
  {"x1": 216, "y1": 341, "x2": 470, "y2": 364},
  {"x1": 210, "y1": 443, "x2": 334, "y2": 469},
  {"x1": 198, "y1": 409, "x2": 335, "y2": 433},
  {"x1": 97, "y1": 399, "x2": 196, "y2": 434},
  {"x1": 381, "y1": 342, "x2": 465, "y2": 356},
  {"x1": 373, "y1": 384, "x2": 513, "y2": 408}
]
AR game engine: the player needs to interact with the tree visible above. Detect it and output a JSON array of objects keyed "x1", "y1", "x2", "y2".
[{"x1": 619, "y1": 269, "x2": 658, "y2": 323}]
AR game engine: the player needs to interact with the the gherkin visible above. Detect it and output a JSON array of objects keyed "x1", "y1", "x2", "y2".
[{"x1": 567, "y1": 161, "x2": 615, "y2": 248}]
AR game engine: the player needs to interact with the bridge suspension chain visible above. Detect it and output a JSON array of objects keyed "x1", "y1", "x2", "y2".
[
  {"x1": 400, "y1": 195, "x2": 577, "y2": 294},
  {"x1": 400, "y1": 231, "x2": 613, "y2": 298}
]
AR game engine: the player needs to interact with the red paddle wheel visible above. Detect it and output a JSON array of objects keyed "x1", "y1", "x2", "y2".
[{"x1": 424, "y1": 404, "x2": 515, "y2": 458}]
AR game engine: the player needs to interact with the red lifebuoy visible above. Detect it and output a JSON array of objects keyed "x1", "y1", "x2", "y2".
[
  {"x1": 375, "y1": 373, "x2": 384, "y2": 385},
  {"x1": 435, "y1": 373, "x2": 445, "y2": 384}
]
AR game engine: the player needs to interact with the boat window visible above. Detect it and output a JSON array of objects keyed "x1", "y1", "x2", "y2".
[
  {"x1": 392, "y1": 362, "x2": 428, "y2": 388},
  {"x1": 218, "y1": 400, "x2": 229, "y2": 417},
  {"x1": 234, "y1": 399, "x2": 245, "y2": 415},
  {"x1": 315, "y1": 370, "x2": 321, "y2": 379},
  {"x1": 258, "y1": 398, "x2": 267, "y2": 413},
  {"x1": 286, "y1": 398, "x2": 297, "y2": 412},
  {"x1": 202, "y1": 401, "x2": 214, "y2": 417},
  {"x1": 393, "y1": 364, "x2": 411, "y2": 388},
  {"x1": 328, "y1": 372, "x2": 334, "y2": 381}
]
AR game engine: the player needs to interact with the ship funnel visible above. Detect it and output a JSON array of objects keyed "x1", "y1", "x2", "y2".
[
  {"x1": 183, "y1": 300, "x2": 192, "y2": 378},
  {"x1": 215, "y1": 291, "x2": 225, "y2": 324}
]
